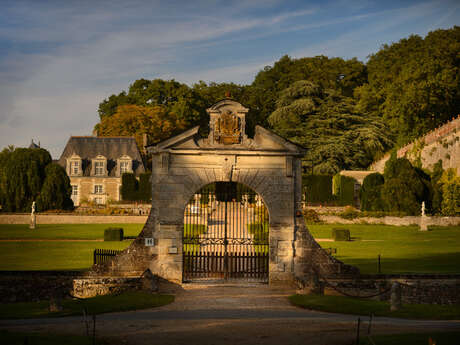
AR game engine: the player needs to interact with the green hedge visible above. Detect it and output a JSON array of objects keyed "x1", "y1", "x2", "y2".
[
  {"x1": 121, "y1": 172, "x2": 152, "y2": 202},
  {"x1": 121, "y1": 173, "x2": 138, "y2": 201},
  {"x1": 302, "y1": 175, "x2": 335, "y2": 204},
  {"x1": 333, "y1": 174, "x2": 357, "y2": 206},
  {"x1": 332, "y1": 228, "x2": 350, "y2": 241},
  {"x1": 360, "y1": 173, "x2": 385, "y2": 211},
  {"x1": 104, "y1": 227, "x2": 124, "y2": 241}
]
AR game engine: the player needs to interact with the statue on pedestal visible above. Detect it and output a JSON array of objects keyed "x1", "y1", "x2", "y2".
[{"x1": 30, "y1": 201, "x2": 36, "y2": 229}]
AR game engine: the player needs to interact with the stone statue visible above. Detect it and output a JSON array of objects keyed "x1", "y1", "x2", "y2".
[
  {"x1": 419, "y1": 201, "x2": 428, "y2": 231},
  {"x1": 30, "y1": 201, "x2": 36, "y2": 229}
]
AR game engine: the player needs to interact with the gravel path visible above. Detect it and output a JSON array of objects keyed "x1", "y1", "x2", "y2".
[{"x1": 1, "y1": 284, "x2": 459, "y2": 345}]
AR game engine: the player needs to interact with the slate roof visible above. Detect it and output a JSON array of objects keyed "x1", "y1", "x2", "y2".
[{"x1": 58, "y1": 136, "x2": 145, "y2": 177}]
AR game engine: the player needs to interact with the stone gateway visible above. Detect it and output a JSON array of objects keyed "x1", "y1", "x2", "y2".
[{"x1": 91, "y1": 99, "x2": 357, "y2": 286}]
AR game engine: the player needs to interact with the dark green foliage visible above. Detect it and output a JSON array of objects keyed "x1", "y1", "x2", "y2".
[
  {"x1": 302, "y1": 175, "x2": 334, "y2": 204},
  {"x1": 333, "y1": 174, "x2": 357, "y2": 206},
  {"x1": 381, "y1": 158, "x2": 432, "y2": 215},
  {"x1": 269, "y1": 81, "x2": 393, "y2": 174},
  {"x1": 121, "y1": 173, "x2": 138, "y2": 201},
  {"x1": 121, "y1": 172, "x2": 152, "y2": 202},
  {"x1": 430, "y1": 160, "x2": 444, "y2": 215},
  {"x1": 138, "y1": 173, "x2": 152, "y2": 202},
  {"x1": 356, "y1": 26, "x2": 460, "y2": 145},
  {"x1": 360, "y1": 173, "x2": 385, "y2": 211},
  {"x1": 332, "y1": 228, "x2": 350, "y2": 241},
  {"x1": 104, "y1": 228, "x2": 124, "y2": 241},
  {"x1": 37, "y1": 164, "x2": 73, "y2": 211},
  {"x1": 0, "y1": 147, "x2": 71, "y2": 212}
]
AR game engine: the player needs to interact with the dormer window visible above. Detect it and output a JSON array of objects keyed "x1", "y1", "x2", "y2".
[
  {"x1": 120, "y1": 161, "x2": 129, "y2": 174},
  {"x1": 71, "y1": 161, "x2": 80, "y2": 175},
  {"x1": 95, "y1": 161, "x2": 104, "y2": 175},
  {"x1": 117, "y1": 155, "x2": 132, "y2": 177},
  {"x1": 92, "y1": 155, "x2": 107, "y2": 176},
  {"x1": 67, "y1": 154, "x2": 82, "y2": 176}
]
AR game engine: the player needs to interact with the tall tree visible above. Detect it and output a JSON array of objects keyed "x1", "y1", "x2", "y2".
[
  {"x1": 251, "y1": 55, "x2": 367, "y2": 128},
  {"x1": 268, "y1": 80, "x2": 393, "y2": 174},
  {"x1": 355, "y1": 26, "x2": 460, "y2": 144},
  {"x1": 95, "y1": 104, "x2": 187, "y2": 148},
  {"x1": 0, "y1": 148, "x2": 50, "y2": 212},
  {"x1": 37, "y1": 163, "x2": 73, "y2": 211}
]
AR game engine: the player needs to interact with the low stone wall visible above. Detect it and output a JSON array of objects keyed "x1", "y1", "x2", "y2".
[
  {"x1": 307, "y1": 274, "x2": 460, "y2": 305},
  {"x1": 318, "y1": 215, "x2": 460, "y2": 226},
  {"x1": 0, "y1": 214, "x2": 148, "y2": 224},
  {"x1": 0, "y1": 271, "x2": 82, "y2": 303},
  {"x1": 73, "y1": 277, "x2": 142, "y2": 298}
]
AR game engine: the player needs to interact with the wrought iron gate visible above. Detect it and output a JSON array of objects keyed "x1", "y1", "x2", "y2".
[{"x1": 183, "y1": 182, "x2": 269, "y2": 282}]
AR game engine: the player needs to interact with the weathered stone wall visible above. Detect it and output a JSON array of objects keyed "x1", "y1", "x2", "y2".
[
  {"x1": 317, "y1": 215, "x2": 460, "y2": 226},
  {"x1": 0, "y1": 214, "x2": 147, "y2": 224},
  {"x1": 69, "y1": 176, "x2": 122, "y2": 206},
  {"x1": 73, "y1": 277, "x2": 142, "y2": 298},
  {"x1": 317, "y1": 275, "x2": 460, "y2": 305},
  {"x1": 370, "y1": 115, "x2": 460, "y2": 173},
  {"x1": 0, "y1": 271, "x2": 81, "y2": 303}
]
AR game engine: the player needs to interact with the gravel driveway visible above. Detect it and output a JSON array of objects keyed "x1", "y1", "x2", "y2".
[{"x1": 1, "y1": 283, "x2": 459, "y2": 345}]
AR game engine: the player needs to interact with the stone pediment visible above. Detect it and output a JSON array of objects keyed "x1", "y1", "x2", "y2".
[
  {"x1": 149, "y1": 99, "x2": 305, "y2": 155},
  {"x1": 149, "y1": 124, "x2": 305, "y2": 155}
]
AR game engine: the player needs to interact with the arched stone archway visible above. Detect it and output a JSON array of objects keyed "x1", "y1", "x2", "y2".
[{"x1": 92, "y1": 99, "x2": 358, "y2": 285}]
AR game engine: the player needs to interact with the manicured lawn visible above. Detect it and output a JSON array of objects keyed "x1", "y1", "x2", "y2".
[
  {"x1": 360, "y1": 332, "x2": 460, "y2": 345},
  {"x1": 0, "y1": 331, "x2": 108, "y2": 345},
  {"x1": 0, "y1": 223, "x2": 143, "y2": 240},
  {"x1": 307, "y1": 224, "x2": 460, "y2": 274},
  {"x1": 0, "y1": 241, "x2": 131, "y2": 270},
  {"x1": 289, "y1": 294, "x2": 460, "y2": 320},
  {"x1": 0, "y1": 291, "x2": 174, "y2": 319}
]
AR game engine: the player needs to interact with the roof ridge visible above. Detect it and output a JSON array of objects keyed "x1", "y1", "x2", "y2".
[{"x1": 70, "y1": 136, "x2": 136, "y2": 139}]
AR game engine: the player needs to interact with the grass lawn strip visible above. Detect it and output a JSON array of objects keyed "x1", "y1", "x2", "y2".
[
  {"x1": 360, "y1": 331, "x2": 460, "y2": 345},
  {"x1": 0, "y1": 241, "x2": 132, "y2": 270},
  {"x1": 0, "y1": 223, "x2": 143, "y2": 240},
  {"x1": 289, "y1": 294, "x2": 460, "y2": 320},
  {"x1": 307, "y1": 224, "x2": 460, "y2": 274},
  {"x1": 0, "y1": 291, "x2": 174, "y2": 319}
]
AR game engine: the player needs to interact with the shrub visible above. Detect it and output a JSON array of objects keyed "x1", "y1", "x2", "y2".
[
  {"x1": 440, "y1": 169, "x2": 460, "y2": 216},
  {"x1": 339, "y1": 206, "x2": 360, "y2": 219},
  {"x1": 332, "y1": 228, "x2": 350, "y2": 241},
  {"x1": 381, "y1": 158, "x2": 432, "y2": 215},
  {"x1": 360, "y1": 173, "x2": 384, "y2": 211},
  {"x1": 104, "y1": 228, "x2": 124, "y2": 241},
  {"x1": 333, "y1": 174, "x2": 357, "y2": 206},
  {"x1": 302, "y1": 175, "x2": 335, "y2": 204},
  {"x1": 138, "y1": 173, "x2": 152, "y2": 202},
  {"x1": 430, "y1": 160, "x2": 444, "y2": 215},
  {"x1": 303, "y1": 209, "x2": 321, "y2": 223},
  {"x1": 121, "y1": 173, "x2": 138, "y2": 201}
]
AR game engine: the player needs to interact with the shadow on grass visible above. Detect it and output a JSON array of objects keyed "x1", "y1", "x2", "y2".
[{"x1": 336, "y1": 252, "x2": 460, "y2": 274}]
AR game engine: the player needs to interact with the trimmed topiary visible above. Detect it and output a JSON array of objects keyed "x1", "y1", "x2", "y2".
[
  {"x1": 332, "y1": 228, "x2": 350, "y2": 241},
  {"x1": 104, "y1": 227, "x2": 124, "y2": 241}
]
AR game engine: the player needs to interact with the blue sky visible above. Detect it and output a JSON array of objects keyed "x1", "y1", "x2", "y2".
[{"x1": 0, "y1": 0, "x2": 459, "y2": 158}]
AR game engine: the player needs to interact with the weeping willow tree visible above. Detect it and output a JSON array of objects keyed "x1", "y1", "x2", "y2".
[{"x1": 268, "y1": 80, "x2": 393, "y2": 174}]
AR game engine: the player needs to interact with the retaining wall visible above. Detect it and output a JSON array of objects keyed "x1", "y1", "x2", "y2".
[
  {"x1": 313, "y1": 274, "x2": 460, "y2": 305},
  {"x1": 0, "y1": 214, "x2": 148, "y2": 224},
  {"x1": 317, "y1": 215, "x2": 460, "y2": 226}
]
